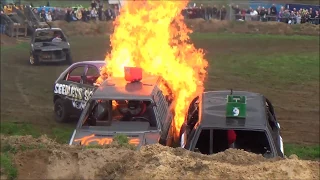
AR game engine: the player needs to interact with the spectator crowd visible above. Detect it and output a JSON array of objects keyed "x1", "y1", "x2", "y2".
[
  {"x1": 181, "y1": 3, "x2": 319, "y2": 25},
  {"x1": 231, "y1": 4, "x2": 319, "y2": 25},
  {"x1": 182, "y1": 4, "x2": 228, "y2": 20},
  {"x1": 31, "y1": 0, "x2": 120, "y2": 23},
  {"x1": 1, "y1": 0, "x2": 319, "y2": 30}
]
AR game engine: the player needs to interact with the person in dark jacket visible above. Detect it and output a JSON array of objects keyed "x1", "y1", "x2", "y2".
[
  {"x1": 65, "y1": 8, "x2": 73, "y2": 22},
  {"x1": 212, "y1": 5, "x2": 217, "y2": 19},
  {"x1": 270, "y1": 4, "x2": 277, "y2": 15},
  {"x1": 231, "y1": 4, "x2": 241, "y2": 20},
  {"x1": 205, "y1": 5, "x2": 212, "y2": 20},
  {"x1": 220, "y1": 5, "x2": 227, "y2": 20},
  {"x1": 0, "y1": 10, "x2": 6, "y2": 34}
]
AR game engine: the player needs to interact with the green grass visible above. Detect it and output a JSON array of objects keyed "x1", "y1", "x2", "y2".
[
  {"x1": 284, "y1": 144, "x2": 320, "y2": 160},
  {"x1": 51, "y1": 126, "x2": 74, "y2": 144},
  {"x1": 191, "y1": 32, "x2": 320, "y2": 41},
  {"x1": 1, "y1": 121, "x2": 74, "y2": 144},
  {"x1": 1, "y1": 122, "x2": 41, "y2": 138},
  {"x1": 0, "y1": 42, "x2": 29, "y2": 52},
  {"x1": 208, "y1": 52, "x2": 319, "y2": 86},
  {"x1": 0, "y1": 153, "x2": 17, "y2": 180}
]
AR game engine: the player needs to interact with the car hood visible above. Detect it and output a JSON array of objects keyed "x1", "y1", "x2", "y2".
[
  {"x1": 71, "y1": 129, "x2": 160, "y2": 149},
  {"x1": 33, "y1": 42, "x2": 69, "y2": 51}
]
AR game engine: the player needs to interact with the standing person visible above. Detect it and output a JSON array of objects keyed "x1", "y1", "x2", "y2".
[
  {"x1": 231, "y1": 4, "x2": 241, "y2": 20},
  {"x1": 199, "y1": 4, "x2": 205, "y2": 19},
  {"x1": 220, "y1": 5, "x2": 227, "y2": 20},
  {"x1": 270, "y1": 4, "x2": 277, "y2": 21},
  {"x1": 82, "y1": 8, "x2": 88, "y2": 22},
  {"x1": 0, "y1": 10, "x2": 6, "y2": 34},
  {"x1": 91, "y1": 0, "x2": 97, "y2": 9},
  {"x1": 46, "y1": 11, "x2": 52, "y2": 22},
  {"x1": 90, "y1": 7, "x2": 98, "y2": 21},
  {"x1": 39, "y1": 8, "x2": 46, "y2": 22},
  {"x1": 205, "y1": 5, "x2": 212, "y2": 20},
  {"x1": 76, "y1": 8, "x2": 83, "y2": 21},
  {"x1": 212, "y1": 5, "x2": 217, "y2": 19},
  {"x1": 315, "y1": 10, "x2": 319, "y2": 25}
]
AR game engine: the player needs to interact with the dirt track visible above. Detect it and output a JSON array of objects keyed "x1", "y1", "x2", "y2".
[
  {"x1": 0, "y1": 135, "x2": 317, "y2": 180},
  {"x1": 1, "y1": 20, "x2": 319, "y2": 145}
]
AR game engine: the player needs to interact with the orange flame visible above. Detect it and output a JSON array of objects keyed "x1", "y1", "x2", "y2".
[{"x1": 96, "y1": 1, "x2": 208, "y2": 137}]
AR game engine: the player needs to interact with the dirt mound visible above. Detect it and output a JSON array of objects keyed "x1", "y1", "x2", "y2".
[
  {"x1": 1, "y1": 135, "x2": 318, "y2": 180},
  {"x1": 184, "y1": 19, "x2": 319, "y2": 36},
  {"x1": 48, "y1": 20, "x2": 319, "y2": 37},
  {"x1": 49, "y1": 20, "x2": 114, "y2": 36},
  {"x1": 0, "y1": 34, "x2": 18, "y2": 47}
]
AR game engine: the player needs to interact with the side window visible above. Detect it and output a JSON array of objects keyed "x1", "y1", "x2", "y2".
[
  {"x1": 65, "y1": 66, "x2": 85, "y2": 83},
  {"x1": 265, "y1": 101, "x2": 277, "y2": 131},
  {"x1": 85, "y1": 66, "x2": 100, "y2": 86},
  {"x1": 86, "y1": 66, "x2": 100, "y2": 77}
]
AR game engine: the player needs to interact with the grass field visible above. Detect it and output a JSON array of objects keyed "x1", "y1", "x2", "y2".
[{"x1": 1, "y1": 32, "x2": 319, "y2": 163}]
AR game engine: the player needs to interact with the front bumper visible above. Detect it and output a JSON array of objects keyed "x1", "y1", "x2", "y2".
[{"x1": 35, "y1": 50, "x2": 68, "y2": 62}]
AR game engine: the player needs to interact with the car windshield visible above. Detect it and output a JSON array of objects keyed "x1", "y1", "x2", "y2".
[
  {"x1": 34, "y1": 30, "x2": 66, "y2": 42},
  {"x1": 79, "y1": 99, "x2": 158, "y2": 131},
  {"x1": 194, "y1": 129, "x2": 273, "y2": 157}
]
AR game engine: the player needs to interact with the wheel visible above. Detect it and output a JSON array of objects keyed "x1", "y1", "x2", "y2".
[
  {"x1": 29, "y1": 54, "x2": 39, "y2": 65},
  {"x1": 65, "y1": 53, "x2": 73, "y2": 65},
  {"x1": 54, "y1": 98, "x2": 69, "y2": 123}
]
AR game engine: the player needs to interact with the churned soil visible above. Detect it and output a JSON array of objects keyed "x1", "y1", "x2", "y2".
[{"x1": 2, "y1": 135, "x2": 318, "y2": 180}]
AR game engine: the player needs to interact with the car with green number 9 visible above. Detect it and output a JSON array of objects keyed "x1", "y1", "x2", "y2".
[{"x1": 179, "y1": 90, "x2": 284, "y2": 158}]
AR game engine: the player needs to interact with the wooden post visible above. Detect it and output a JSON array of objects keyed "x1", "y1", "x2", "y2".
[{"x1": 24, "y1": 24, "x2": 27, "y2": 37}]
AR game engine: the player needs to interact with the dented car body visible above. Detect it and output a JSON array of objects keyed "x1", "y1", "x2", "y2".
[
  {"x1": 53, "y1": 61, "x2": 106, "y2": 122},
  {"x1": 68, "y1": 74, "x2": 176, "y2": 148},
  {"x1": 30, "y1": 28, "x2": 72, "y2": 65},
  {"x1": 179, "y1": 91, "x2": 284, "y2": 158}
]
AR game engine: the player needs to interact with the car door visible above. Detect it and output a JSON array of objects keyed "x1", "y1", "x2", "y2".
[
  {"x1": 84, "y1": 65, "x2": 101, "y2": 87},
  {"x1": 266, "y1": 99, "x2": 284, "y2": 156},
  {"x1": 54, "y1": 64, "x2": 89, "y2": 116}
]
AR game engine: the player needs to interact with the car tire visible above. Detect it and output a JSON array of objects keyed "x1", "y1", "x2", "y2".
[
  {"x1": 29, "y1": 54, "x2": 39, "y2": 66},
  {"x1": 65, "y1": 53, "x2": 73, "y2": 65},
  {"x1": 54, "y1": 98, "x2": 69, "y2": 123}
]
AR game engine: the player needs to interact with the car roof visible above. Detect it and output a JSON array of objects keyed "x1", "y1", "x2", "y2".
[
  {"x1": 199, "y1": 91, "x2": 267, "y2": 129},
  {"x1": 35, "y1": 28, "x2": 62, "y2": 31},
  {"x1": 72, "y1": 60, "x2": 106, "y2": 67},
  {"x1": 92, "y1": 75, "x2": 161, "y2": 100}
]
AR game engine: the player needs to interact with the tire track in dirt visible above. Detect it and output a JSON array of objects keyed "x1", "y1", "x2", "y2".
[{"x1": 14, "y1": 64, "x2": 54, "y2": 127}]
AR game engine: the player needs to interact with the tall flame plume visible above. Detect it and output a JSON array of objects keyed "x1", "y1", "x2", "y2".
[{"x1": 96, "y1": 0, "x2": 208, "y2": 137}]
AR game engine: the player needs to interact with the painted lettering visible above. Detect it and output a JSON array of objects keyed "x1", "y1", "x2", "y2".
[
  {"x1": 54, "y1": 83, "x2": 94, "y2": 102},
  {"x1": 74, "y1": 134, "x2": 140, "y2": 146},
  {"x1": 54, "y1": 84, "x2": 59, "y2": 93},
  {"x1": 61, "y1": 84, "x2": 65, "y2": 95},
  {"x1": 77, "y1": 88, "x2": 83, "y2": 100}
]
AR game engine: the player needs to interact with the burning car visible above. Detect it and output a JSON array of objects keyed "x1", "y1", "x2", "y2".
[
  {"x1": 69, "y1": 67, "x2": 177, "y2": 148},
  {"x1": 53, "y1": 61, "x2": 106, "y2": 122},
  {"x1": 29, "y1": 27, "x2": 72, "y2": 65},
  {"x1": 179, "y1": 90, "x2": 284, "y2": 158}
]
